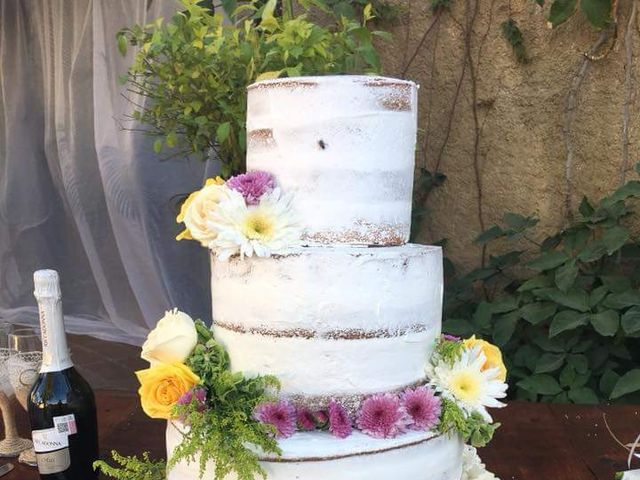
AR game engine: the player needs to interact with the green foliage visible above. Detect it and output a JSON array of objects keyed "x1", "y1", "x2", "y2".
[
  {"x1": 170, "y1": 320, "x2": 281, "y2": 480},
  {"x1": 411, "y1": 168, "x2": 447, "y2": 239},
  {"x1": 119, "y1": 0, "x2": 387, "y2": 176},
  {"x1": 439, "y1": 398, "x2": 499, "y2": 447},
  {"x1": 94, "y1": 451, "x2": 166, "y2": 480},
  {"x1": 322, "y1": 0, "x2": 401, "y2": 23},
  {"x1": 444, "y1": 168, "x2": 640, "y2": 404},
  {"x1": 501, "y1": 19, "x2": 528, "y2": 64},
  {"x1": 434, "y1": 336, "x2": 465, "y2": 365},
  {"x1": 542, "y1": 0, "x2": 613, "y2": 29}
]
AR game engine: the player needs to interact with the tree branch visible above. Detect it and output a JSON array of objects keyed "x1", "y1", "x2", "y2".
[
  {"x1": 621, "y1": 1, "x2": 637, "y2": 186},
  {"x1": 400, "y1": 8, "x2": 443, "y2": 78},
  {"x1": 563, "y1": 30, "x2": 610, "y2": 222}
]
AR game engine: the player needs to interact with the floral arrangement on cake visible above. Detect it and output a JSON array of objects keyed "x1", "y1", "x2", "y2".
[
  {"x1": 95, "y1": 317, "x2": 506, "y2": 480},
  {"x1": 96, "y1": 309, "x2": 282, "y2": 480},
  {"x1": 250, "y1": 334, "x2": 507, "y2": 449},
  {"x1": 176, "y1": 171, "x2": 301, "y2": 260}
]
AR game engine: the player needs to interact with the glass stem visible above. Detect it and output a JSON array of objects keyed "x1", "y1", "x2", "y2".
[{"x1": 0, "y1": 392, "x2": 18, "y2": 439}]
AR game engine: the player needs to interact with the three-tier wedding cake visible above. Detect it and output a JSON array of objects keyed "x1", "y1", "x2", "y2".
[
  {"x1": 152, "y1": 75, "x2": 506, "y2": 480},
  {"x1": 167, "y1": 76, "x2": 464, "y2": 479}
]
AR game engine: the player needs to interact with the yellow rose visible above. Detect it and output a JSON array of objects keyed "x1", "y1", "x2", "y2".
[
  {"x1": 136, "y1": 363, "x2": 200, "y2": 419},
  {"x1": 141, "y1": 309, "x2": 198, "y2": 366},
  {"x1": 463, "y1": 335, "x2": 507, "y2": 382},
  {"x1": 176, "y1": 177, "x2": 227, "y2": 245}
]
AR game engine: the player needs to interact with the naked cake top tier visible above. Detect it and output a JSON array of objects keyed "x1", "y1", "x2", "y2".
[{"x1": 246, "y1": 75, "x2": 418, "y2": 246}]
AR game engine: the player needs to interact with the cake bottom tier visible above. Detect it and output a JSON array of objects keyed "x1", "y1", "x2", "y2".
[{"x1": 166, "y1": 421, "x2": 463, "y2": 480}]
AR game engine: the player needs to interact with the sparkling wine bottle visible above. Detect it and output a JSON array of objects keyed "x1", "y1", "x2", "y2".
[{"x1": 28, "y1": 270, "x2": 99, "y2": 479}]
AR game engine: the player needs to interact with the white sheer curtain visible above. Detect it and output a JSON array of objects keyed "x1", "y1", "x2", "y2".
[{"x1": 0, "y1": 0, "x2": 216, "y2": 344}]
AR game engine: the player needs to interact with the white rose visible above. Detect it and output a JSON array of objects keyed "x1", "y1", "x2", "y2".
[
  {"x1": 178, "y1": 180, "x2": 232, "y2": 247},
  {"x1": 141, "y1": 309, "x2": 198, "y2": 365},
  {"x1": 461, "y1": 446, "x2": 499, "y2": 480}
]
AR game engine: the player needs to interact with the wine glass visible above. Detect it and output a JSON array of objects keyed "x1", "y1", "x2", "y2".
[
  {"x1": 8, "y1": 329, "x2": 42, "y2": 466},
  {"x1": 0, "y1": 323, "x2": 31, "y2": 457}
]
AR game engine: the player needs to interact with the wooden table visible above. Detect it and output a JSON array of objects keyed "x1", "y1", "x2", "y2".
[{"x1": 3, "y1": 391, "x2": 638, "y2": 479}]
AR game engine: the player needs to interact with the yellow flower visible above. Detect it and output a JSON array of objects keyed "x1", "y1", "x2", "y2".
[
  {"x1": 449, "y1": 369, "x2": 483, "y2": 404},
  {"x1": 136, "y1": 363, "x2": 200, "y2": 419},
  {"x1": 176, "y1": 176, "x2": 226, "y2": 242},
  {"x1": 463, "y1": 336, "x2": 507, "y2": 382}
]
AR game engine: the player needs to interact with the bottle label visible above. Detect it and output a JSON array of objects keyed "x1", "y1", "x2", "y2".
[
  {"x1": 36, "y1": 448, "x2": 71, "y2": 474},
  {"x1": 32, "y1": 414, "x2": 76, "y2": 474},
  {"x1": 53, "y1": 414, "x2": 77, "y2": 435},
  {"x1": 37, "y1": 299, "x2": 73, "y2": 373},
  {"x1": 32, "y1": 426, "x2": 69, "y2": 452}
]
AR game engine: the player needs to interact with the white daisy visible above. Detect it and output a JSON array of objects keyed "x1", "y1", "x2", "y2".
[
  {"x1": 208, "y1": 187, "x2": 301, "y2": 260},
  {"x1": 461, "y1": 445, "x2": 500, "y2": 480},
  {"x1": 427, "y1": 346, "x2": 507, "y2": 422}
]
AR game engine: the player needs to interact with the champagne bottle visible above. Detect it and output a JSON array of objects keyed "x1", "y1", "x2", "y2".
[{"x1": 28, "y1": 270, "x2": 99, "y2": 479}]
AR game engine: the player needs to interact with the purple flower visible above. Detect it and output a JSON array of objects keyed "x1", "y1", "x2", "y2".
[
  {"x1": 177, "y1": 387, "x2": 207, "y2": 412},
  {"x1": 401, "y1": 387, "x2": 441, "y2": 431},
  {"x1": 296, "y1": 407, "x2": 316, "y2": 431},
  {"x1": 356, "y1": 393, "x2": 411, "y2": 439},
  {"x1": 254, "y1": 400, "x2": 297, "y2": 438},
  {"x1": 313, "y1": 410, "x2": 329, "y2": 428},
  {"x1": 442, "y1": 334, "x2": 461, "y2": 342},
  {"x1": 328, "y1": 400, "x2": 352, "y2": 439},
  {"x1": 226, "y1": 171, "x2": 276, "y2": 205}
]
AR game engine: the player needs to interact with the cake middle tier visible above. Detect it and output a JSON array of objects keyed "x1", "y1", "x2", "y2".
[{"x1": 211, "y1": 244, "x2": 443, "y2": 398}]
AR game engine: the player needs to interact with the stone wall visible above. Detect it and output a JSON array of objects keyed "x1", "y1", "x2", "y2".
[{"x1": 380, "y1": 0, "x2": 637, "y2": 270}]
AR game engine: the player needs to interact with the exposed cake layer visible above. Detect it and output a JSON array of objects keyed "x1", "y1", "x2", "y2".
[
  {"x1": 246, "y1": 76, "x2": 418, "y2": 246},
  {"x1": 214, "y1": 325, "x2": 435, "y2": 398},
  {"x1": 166, "y1": 422, "x2": 463, "y2": 480},
  {"x1": 211, "y1": 244, "x2": 442, "y2": 336},
  {"x1": 211, "y1": 244, "x2": 443, "y2": 398}
]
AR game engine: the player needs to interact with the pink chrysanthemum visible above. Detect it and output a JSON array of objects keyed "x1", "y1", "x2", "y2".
[
  {"x1": 314, "y1": 410, "x2": 329, "y2": 428},
  {"x1": 177, "y1": 387, "x2": 207, "y2": 412},
  {"x1": 328, "y1": 400, "x2": 352, "y2": 439},
  {"x1": 401, "y1": 387, "x2": 442, "y2": 431},
  {"x1": 296, "y1": 407, "x2": 316, "y2": 431},
  {"x1": 356, "y1": 393, "x2": 411, "y2": 439},
  {"x1": 254, "y1": 400, "x2": 297, "y2": 438},
  {"x1": 226, "y1": 171, "x2": 276, "y2": 205}
]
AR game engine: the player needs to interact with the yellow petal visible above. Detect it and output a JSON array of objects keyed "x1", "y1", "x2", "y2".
[
  {"x1": 176, "y1": 190, "x2": 200, "y2": 224},
  {"x1": 205, "y1": 176, "x2": 225, "y2": 186},
  {"x1": 176, "y1": 229, "x2": 193, "y2": 241}
]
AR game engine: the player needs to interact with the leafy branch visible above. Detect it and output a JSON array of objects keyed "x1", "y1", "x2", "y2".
[
  {"x1": 94, "y1": 452, "x2": 165, "y2": 480},
  {"x1": 169, "y1": 320, "x2": 280, "y2": 480},
  {"x1": 118, "y1": 0, "x2": 387, "y2": 176},
  {"x1": 444, "y1": 164, "x2": 640, "y2": 404}
]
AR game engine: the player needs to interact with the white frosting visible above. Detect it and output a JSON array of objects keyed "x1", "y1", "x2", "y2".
[
  {"x1": 246, "y1": 76, "x2": 418, "y2": 245},
  {"x1": 211, "y1": 244, "x2": 443, "y2": 397},
  {"x1": 211, "y1": 244, "x2": 443, "y2": 336},
  {"x1": 166, "y1": 421, "x2": 463, "y2": 480},
  {"x1": 215, "y1": 326, "x2": 437, "y2": 397}
]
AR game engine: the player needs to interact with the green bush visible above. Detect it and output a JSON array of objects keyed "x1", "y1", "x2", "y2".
[
  {"x1": 118, "y1": 0, "x2": 387, "y2": 176},
  {"x1": 443, "y1": 165, "x2": 640, "y2": 404}
]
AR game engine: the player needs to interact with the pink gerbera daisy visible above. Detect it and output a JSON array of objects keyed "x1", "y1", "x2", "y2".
[
  {"x1": 356, "y1": 393, "x2": 411, "y2": 439},
  {"x1": 328, "y1": 400, "x2": 352, "y2": 439},
  {"x1": 226, "y1": 171, "x2": 276, "y2": 205},
  {"x1": 254, "y1": 400, "x2": 297, "y2": 438},
  {"x1": 401, "y1": 387, "x2": 442, "y2": 430},
  {"x1": 296, "y1": 407, "x2": 316, "y2": 431}
]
